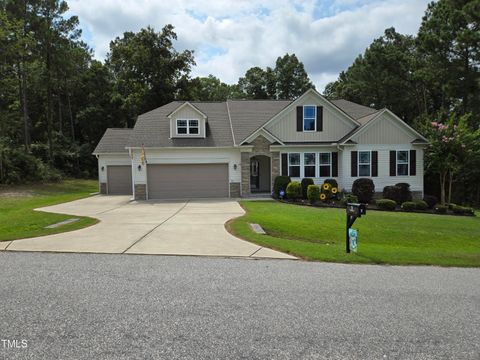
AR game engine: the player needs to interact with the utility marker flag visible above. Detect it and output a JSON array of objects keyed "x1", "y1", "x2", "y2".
[{"x1": 140, "y1": 144, "x2": 147, "y2": 165}]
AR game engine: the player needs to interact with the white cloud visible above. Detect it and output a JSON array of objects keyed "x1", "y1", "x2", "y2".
[{"x1": 68, "y1": 0, "x2": 429, "y2": 91}]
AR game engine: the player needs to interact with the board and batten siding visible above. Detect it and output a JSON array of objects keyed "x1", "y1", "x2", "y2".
[
  {"x1": 351, "y1": 111, "x2": 415, "y2": 144},
  {"x1": 279, "y1": 146, "x2": 343, "y2": 187},
  {"x1": 131, "y1": 148, "x2": 241, "y2": 186},
  {"x1": 169, "y1": 105, "x2": 206, "y2": 138},
  {"x1": 265, "y1": 92, "x2": 356, "y2": 142},
  {"x1": 97, "y1": 154, "x2": 132, "y2": 184},
  {"x1": 341, "y1": 144, "x2": 424, "y2": 193}
]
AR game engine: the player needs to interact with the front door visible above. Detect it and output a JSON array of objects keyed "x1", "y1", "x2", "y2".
[{"x1": 250, "y1": 159, "x2": 259, "y2": 191}]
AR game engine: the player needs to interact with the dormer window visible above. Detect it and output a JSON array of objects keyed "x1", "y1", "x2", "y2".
[
  {"x1": 177, "y1": 119, "x2": 199, "y2": 135},
  {"x1": 303, "y1": 106, "x2": 316, "y2": 131}
]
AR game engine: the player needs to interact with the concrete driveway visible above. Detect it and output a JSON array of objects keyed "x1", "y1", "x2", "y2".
[{"x1": 2, "y1": 195, "x2": 295, "y2": 259}]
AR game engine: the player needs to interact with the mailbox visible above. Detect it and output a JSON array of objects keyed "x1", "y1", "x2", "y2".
[{"x1": 346, "y1": 203, "x2": 367, "y2": 218}]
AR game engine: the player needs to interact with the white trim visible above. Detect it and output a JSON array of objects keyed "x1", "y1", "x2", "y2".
[
  {"x1": 167, "y1": 101, "x2": 207, "y2": 119},
  {"x1": 240, "y1": 127, "x2": 285, "y2": 146},
  {"x1": 226, "y1": 101, "x2": 236, "y2": 146},
  {"x1": 176, "y1": 118, "x2": 200, "y2": 136}
]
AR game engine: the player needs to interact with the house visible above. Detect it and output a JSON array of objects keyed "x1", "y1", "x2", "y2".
[{"x1": 93, "y1": 89, "x2": 428, "y2": 200}]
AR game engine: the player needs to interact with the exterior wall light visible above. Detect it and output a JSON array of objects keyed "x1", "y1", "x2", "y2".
[
  {"x1": 101, "y1": 166, "x2": 105, "y2": 171},
  {"x1": 233, "y1": 164, "x2": 237, "y2": 170},
  {"x1": 137, "y1": 165, "x2": 142, "y2": 171}
]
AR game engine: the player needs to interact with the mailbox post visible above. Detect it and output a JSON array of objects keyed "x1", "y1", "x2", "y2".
[{"x1": 345, "y1": 203, "x2": 366, "y2": 253}]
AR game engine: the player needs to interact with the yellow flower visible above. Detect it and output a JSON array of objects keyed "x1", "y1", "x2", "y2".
[
  {"x1": 322, "y1": 183, "x2": 330, "y2": 191},
  {"x1": 320, "y1": 193, "x2": 326, "y2": 201},
  {"x1": 331, "y1": 187, "x2": 338, "y2": 194}
]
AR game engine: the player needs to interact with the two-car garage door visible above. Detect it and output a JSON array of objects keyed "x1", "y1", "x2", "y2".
[{"x1": 147, "y1": 164, "x2": 229, "y2": 199}]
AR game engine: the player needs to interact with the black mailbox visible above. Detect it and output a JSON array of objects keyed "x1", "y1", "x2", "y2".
[{"x1": 346, "y1": 203, "x2": 367, "y2": 218}]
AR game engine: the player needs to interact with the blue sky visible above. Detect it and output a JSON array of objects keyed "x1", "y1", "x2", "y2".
[{"x1": 68, "y1": 0, "x2": 430, "y2": 91}]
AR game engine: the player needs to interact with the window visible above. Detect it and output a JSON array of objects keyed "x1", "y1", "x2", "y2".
[
  {"x1": 397, "y1": 150, "x2": 409, "y2": 176},
  {"x1": 303, "y1": 106, "x2": 316, "y2": 131},
  {"x1": 319, "y1": 152, "x2": 331, "y2": 177},
  {"x1": 304, "y1": 153, "x2": 316, "y2": 177},
  {"x1": 176, "y1": 119, "x2": 200, "y2": 135},
  {"x1": 288, "y1": 153, "x2": 300, "y2": 177},
  {"x1": 358, "y1": 151, "x2": 371, "y2": 176}
]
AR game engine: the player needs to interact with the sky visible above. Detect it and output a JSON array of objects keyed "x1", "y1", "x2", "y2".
[{"x1": 67, "y1": 0, "x2": 430, "y2": 92}]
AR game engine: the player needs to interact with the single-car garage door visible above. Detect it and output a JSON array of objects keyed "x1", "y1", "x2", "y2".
[
  {"x1": 107, "y1": 165, "x2": 132, "y2": 195},
  {"x1": 147, "y1": 164, "x2": 229, "y2": 199}
]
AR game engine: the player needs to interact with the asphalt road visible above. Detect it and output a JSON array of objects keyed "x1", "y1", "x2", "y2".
[{"x1": 0, "y1": 253, "x2": 479, "y2": 360}]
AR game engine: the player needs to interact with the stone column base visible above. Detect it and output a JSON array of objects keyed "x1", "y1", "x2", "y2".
[
  {"x1": 229, "y1": 182, "x2": 241, "y2": 198},
  {"x1": 100, "y1": 182, "x2": 107, "y2": 194},
  {"x1": 134, "y1": 184, "x2": 147, "y2": 200}
]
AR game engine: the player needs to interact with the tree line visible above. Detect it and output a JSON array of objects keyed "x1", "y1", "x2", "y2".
[{"x1": 1, "y1": 0, "x2": 479, "y2": 205}]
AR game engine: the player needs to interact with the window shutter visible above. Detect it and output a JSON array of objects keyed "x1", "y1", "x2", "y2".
[
  {"x1": 371, "y1": 151, "x2": 378, "y2": 177},
  {"x1": 331, "y1": 152, "x2": 338, "y2": 177},
  {"x1": 296, "y1": 106, "x2": 303, "y2": 132},
  {"x1": 316, "y1": 106, "x2": 323, "y2": 132},
  {"x1": 351, "y1": 151, "x2": 358, "y2": 177},
  {"x1": 410, "y1": 150, "x2": 416, "y2": 176},
  {"x1": 281, "y1": 153, "x2": 288, "y2": 176},
  {"x1": 390, "y1": 151, "x2": 396, "y2": 176}
]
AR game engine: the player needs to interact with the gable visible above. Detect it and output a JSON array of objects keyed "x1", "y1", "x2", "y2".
[
  {"x1": 264, "y1": 90, "x2": 357, "y2": 143},
  {"x1": 351, "y1": 111, "x2": 419, "y2": 144},
  {"x1": 168, "y1": 102, "x2": 207, "y2": 138}
]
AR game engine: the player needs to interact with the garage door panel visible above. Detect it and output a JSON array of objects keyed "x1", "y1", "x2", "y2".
[
  {"x1": 147, "y1": 164, "x2": 228, "y2": 199},
  {"x1": 107, "y1": 166, "x2": 132, "y2": 195}
]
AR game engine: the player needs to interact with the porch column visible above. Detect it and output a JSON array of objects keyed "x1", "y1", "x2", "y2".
[{"x1": 241, "y1": 151, "x2": 250, "y2": 197}]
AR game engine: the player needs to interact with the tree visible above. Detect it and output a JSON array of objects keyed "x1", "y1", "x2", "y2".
[
  {"x1": 238, "y1": 67, "x2": 270, "y2": 99},
  {"x1": 107, "y1": 25, "x2": 195, "y2": 126},
  {"x1": 186, "y1": 75, "x2": 242, "y2": 101},
  {"x1": 274, "y1": 53, "x2": 314, "y2": 99}
]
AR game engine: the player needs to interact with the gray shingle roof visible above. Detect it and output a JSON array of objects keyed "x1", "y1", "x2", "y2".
[
  {"x1": 331, "y1": 99, "x2": 377, "y2": 120},
  {"x1": 92, "y1": 128, "x2": 133, "y2": 154},
  {"x1": 126, "y1": 101, "x2": 234, "y2": 148},
  {"x1": 227, "y1": 99, "x2": 291, "y2": 144},
  {"x1": 97, "y1": 98, "x2": 381, "y2": 152}
]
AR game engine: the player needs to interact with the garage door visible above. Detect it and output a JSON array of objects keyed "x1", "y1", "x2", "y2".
[
  {"x1": 107, "y1": 165, "x2": 132, "y2": 195},
  {"x1": 147, "y1": 164, "x2": 229, "y2": 199}
]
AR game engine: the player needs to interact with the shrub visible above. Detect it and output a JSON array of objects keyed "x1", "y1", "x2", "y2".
[
  {"x1": 383, "y1": 185, "x2": 400, "y2": 204},
  {"x1": 450, "y1": 204, "x2": 474, "y2": 216},
  {"x1": 307, "y1": 185, "x2": 320, "y2": 204},
  {"x1": 448, "y1": 203, "x2": 457, "y2": 210},
  {"x1": 376, "y1": 199, "x2": 397, "y2": 211},
  {"x1": 341, "y1": 194, "x2": 359, "y2": 205},
  {"x1": 352, "y1": 178, "x2": 375, "y2": 203},
  {"x1": 423, "y1": 195, "x2": 438, "y2": 209},
  {"x1": 320, "y1": 180, "x2": 339, "y2": 201},
  {"x1": 323, "y1": 178, "x2": 338, "y2": 189},
  {"x1": 286, "y1": 181, "x2": 302, "y2": 200},
  {"x1": 273, "y1": 176, "x2": 291, "y2": 198},
  {"x1": 401, "y1": 201, "x2": 417, "y2": 211},
  {"x1": 413, "y1": 199, "x2": 428, "y2": 210},
  {"x1": 435, "y1": 205, "x2": 448, "y2": 214},
  {"x1": 395, "y1": 183, "x2": 412, "y2": 203},
  {"x1": 301, "y1": 178, "x2": 314, "y2": 199}
]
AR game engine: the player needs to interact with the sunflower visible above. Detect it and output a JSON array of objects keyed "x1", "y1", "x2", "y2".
[
  {"x1": 331, "y1": 187, "x2": 338, "y2": 194},
  {"x1": 322, "y1": 183, "x2": 330, "y2": 191},
  {"x1": 320, "y1": 193, "x2": 326, "y2": 201}
]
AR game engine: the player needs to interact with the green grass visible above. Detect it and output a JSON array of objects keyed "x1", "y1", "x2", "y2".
[
  {"x1": 228, "y1": 201, "x2": 480, "y2": 267},
  {"x1": 0, "y1": 179, "x2": 99, "y2": 242}
]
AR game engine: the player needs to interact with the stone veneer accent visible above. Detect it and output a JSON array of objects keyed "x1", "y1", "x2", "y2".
[
  {"x1": 229, "y1": 182, "x2": 241, "y2": 198},
  {"x1": 134, "y1": 184, "x2": 147, "y2": 200},
  {"x1": 100, "y1": 182, "x2": 107, "y2": 194},
  {"x1": 241, "y1": 135, "x2": 275, "y2": 197}
]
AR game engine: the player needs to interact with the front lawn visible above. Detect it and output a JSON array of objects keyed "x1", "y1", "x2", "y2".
[
  {"x1": 228, "y1": 201, "x2": 480, "y2": 267},
  {"x1": 0, "y1": 179, "x2": 99, "y2": 242}
]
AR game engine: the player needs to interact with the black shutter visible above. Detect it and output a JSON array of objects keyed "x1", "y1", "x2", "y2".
[
  {"x1": 281, "y1": 153, "x2": 288, "y2": 176},
  {"x1": 316, "y1": 106, "x2": 323, "y2": 132},
  {"x1": 410, "y1": 150, "x2": 416, "y2": 176},
  {"x1": 296, "y1": 106, "x2": 303, "y2": 132},
  {"x1": 351, "y1": 151, "x2": 358, "y2": 177},
  {"x1": 331, "y1": 152, "x2": 338, "y2": 177},
  {"x1": 390, "y1": 151, "x2": 396, "y2": 176},
  {"x1": 371, "y1": 151, "x2": 378, "y2": 177}
]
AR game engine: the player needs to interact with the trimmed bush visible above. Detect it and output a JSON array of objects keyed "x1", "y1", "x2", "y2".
[
  {"x1": 423, "y1": 195, "x2": 438, "y2": 209},
  {"x1": 395, "y1": 183, "x2": 412, "y2": 203},
  {"x1": 435, "y1": 205, "x2": 448, "y2": 214},
  {"x1": 301, "y1": 178, "x2": 314, "y2": 199},
  {"x1": 450, "y1": 205, "x2": 474, "y2": 216},
  {"x1": 352, "y1": 178, "x2": 375, "y2": 203},
  {"x1": 307, "y1": 185, "x2": 320, "y2": 204},
  {"x1": 377, "y1": 199, "x2": 397, "y2": 211},
  {"x1": 448, "y1": 203, "x2": 457, "y2": 210},
  {"x1": 413, "y1": 199, "x2": 428, "y2": 210},
  {"x1": 286, "y1": 181, "x2": 302, "y2": 200},
  {"x1": 401, "y1": 201, "x2": 417, "y2": 211},
  {"x1": 383, "y1": 185, "x2": 400, "y2": 204},
  {"x1": 273, "y1": 176, "x2": 291, "y2": 198},
  {"x1": 341, "y1": 194, "x2": 359, "y2": 205},
  {"x1": 323, "y1": 178, "x2": 338, "y2": 189}
]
